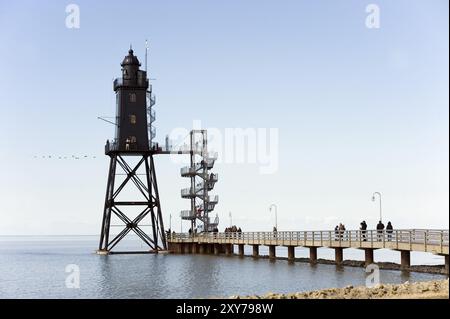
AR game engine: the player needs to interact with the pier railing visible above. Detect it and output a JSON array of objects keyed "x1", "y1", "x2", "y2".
[{"x1": 168, "y1": 229, "x2": 449, "y2": 254}]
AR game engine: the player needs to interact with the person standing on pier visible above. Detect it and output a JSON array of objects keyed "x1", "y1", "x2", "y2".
[
  {"x1": 360, "y1": 221, "x2": 367, "y2": 241},
  {"x1": 376, "y1": 220, "x2": 385, "y2": 241},
  {"x1": 339, "y1": 223, "x2": 346, "y2": 240},
  {"x1": 386, "y1": 222, "x2": 393, "y2": 241}
]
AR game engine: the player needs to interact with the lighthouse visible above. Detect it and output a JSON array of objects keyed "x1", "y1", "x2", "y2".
[{"x1": 98, "y1": 48, "x2": 165, "y2": 254}]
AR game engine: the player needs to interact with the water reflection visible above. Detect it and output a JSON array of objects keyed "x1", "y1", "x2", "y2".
[
  {"x1": 0, "y1": 238, "x2": 445, "y2": 299},
  {"x1": 400, "y1": 270, "x2": 411, "y2": 283}
]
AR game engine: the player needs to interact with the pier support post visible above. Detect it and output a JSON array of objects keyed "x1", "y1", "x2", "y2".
[
  {"x1": 287, "y1": 246, "x2": 295, "y2": 261},
  {"x1": 309, "y1": 247, "x2": 317, "y2": 263},
  {"x1": 199, "y1": 244, "x2": 205, "y2": 254},
  {"x1": 364, "y1": 248, "x2": 374, "y2": 266},
  {"x1": 225, "y1": 244, "x2": 233, "y2": 255},
  {"x1": 335, "y1": 247, "x2": 343, "y2": 265},
  {"x1": 214, "y1": 244, "x2": 220, "y2": 255},
  {"x1": 252, "y1": 245, "x2": 259, "y2": 258},
  {"x1": 238, "y1": 244, "x2": 245, "y2": 257},
  {"x1": 445, "y1": 256, "x2": 449, "y2": 275},
  {"x1": 269, "y1": 246, "x2": 276, "y2": 259},
  {"x1": 400, "y1": 250, "x2": 410, "y2": 269}
]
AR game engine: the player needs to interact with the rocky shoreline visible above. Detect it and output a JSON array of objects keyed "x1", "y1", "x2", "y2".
[
  {"x1": 230, "y1": 279, "x2": 449, "y2": 299},
  {"x1": 239, "y1": 254, "x2": 448, "y2": 275}
]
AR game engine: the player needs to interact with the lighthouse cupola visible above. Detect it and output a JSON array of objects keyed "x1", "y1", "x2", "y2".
[{"x1": 109, "y1": 48, "x2": 150, "y2": 152}]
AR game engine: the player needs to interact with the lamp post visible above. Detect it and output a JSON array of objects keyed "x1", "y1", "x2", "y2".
[
  {"x1": 372, "y1": 192, "x2": 382, "y2": 222},
  {"x1": 169, "y1": 214, "x2": 172, "y2": 240},
  {"x1": 269, "y1": 204, "x2": 278, "y2": 231}
]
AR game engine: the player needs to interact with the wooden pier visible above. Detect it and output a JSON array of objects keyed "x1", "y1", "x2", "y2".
[{"x1": 167, "y1": 229, "x2": 449, "y2": 273}]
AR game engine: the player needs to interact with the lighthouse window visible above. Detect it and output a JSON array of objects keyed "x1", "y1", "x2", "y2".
[
  {"x1": 130, "y1": 93, "x2": 136, "y2": 102},
  {"x1": 129, "y1": 115, "x2": 136, "y2": 124}
]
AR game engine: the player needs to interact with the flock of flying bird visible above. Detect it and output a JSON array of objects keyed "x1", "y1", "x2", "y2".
[{"x1": 33, "y1": 155, "x2": 97, "y2": 160}]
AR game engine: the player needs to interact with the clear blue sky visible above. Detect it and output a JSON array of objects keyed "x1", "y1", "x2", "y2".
[{"x1": 0, "y1": 0, "x2": 448, "y2": 235}]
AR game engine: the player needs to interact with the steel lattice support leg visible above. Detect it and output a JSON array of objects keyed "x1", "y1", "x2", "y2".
[
  {"x1": 97, "y1": 154, "x2": 167, "y2": 253},
  {"x1": 99, "y1": 156, "x2": 117, "y2": 251},
  {"x1": 149, "y1": 155, "x2": 167, "y2": 250}
]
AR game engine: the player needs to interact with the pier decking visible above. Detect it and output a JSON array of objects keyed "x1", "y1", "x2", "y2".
[{"x1": 167, "y1": 229, "x2": 449, "y2": 273}]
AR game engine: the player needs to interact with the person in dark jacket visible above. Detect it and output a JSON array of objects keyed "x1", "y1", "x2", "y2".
[
  {"x1": 360, "y1": 221, "x2": 367, "y2": 241},
  {"x1": 376, "y1": 221, "x2": 385, "y2": 241},
  {"x1": 386, "y1": 221, "x2": 393, "y2": 241},
  {"x1": 339, "y1": 223, "x2": 346, "y2": 240}
]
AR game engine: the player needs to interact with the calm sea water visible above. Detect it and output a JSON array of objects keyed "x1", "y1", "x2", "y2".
[{"x1": 0, "y1": 236, "x2": 446, "y2": 299}]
